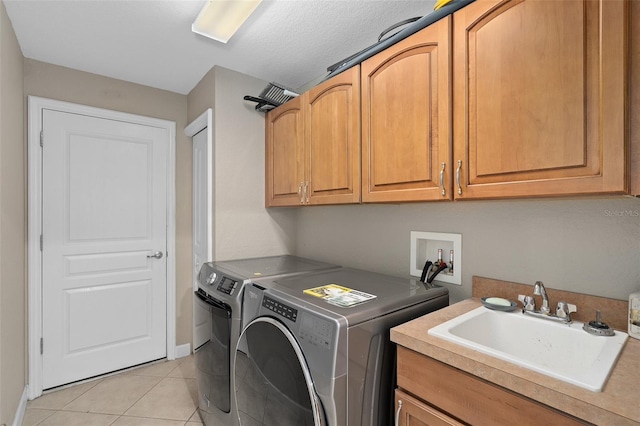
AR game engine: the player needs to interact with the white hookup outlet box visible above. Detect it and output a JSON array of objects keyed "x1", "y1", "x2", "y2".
[{"x1": 410, "y1": 231, "x2": 461, "y2": 285}]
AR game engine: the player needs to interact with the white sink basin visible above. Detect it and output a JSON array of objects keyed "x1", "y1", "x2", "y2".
[{"x1": 428, "y1": 307, "x2": 628, "y2": 392}]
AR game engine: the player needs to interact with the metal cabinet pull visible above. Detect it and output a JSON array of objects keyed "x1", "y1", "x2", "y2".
[
  {"x1": 304, "y1": 181, "x2": 309, "y2": 204},
  {"x1": 456, "y1": 160, "x2": 463, "y2": 195},
  {"x1": 147, "y1": 251, "x2": 164, "y2": 259},
  {"x1": 298, "y1": 182, "x2": 304, "y2": 204},
  {"x1": 394, "y1": 399, "x2": 403, "y2": 426},
  {"x1": 439, "y1": 162, "x2": 446, "y2": 196}
]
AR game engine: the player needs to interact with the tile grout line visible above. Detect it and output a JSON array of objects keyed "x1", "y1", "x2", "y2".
[
  {"x1": 121, "y1": 357, "x2": 200, "y2": 423},
  {"x1": 25, "y1": 356, "x2": 201, "y2": 426},
  {"x1": 119, "y1": 360, "x2": 180, "y2": 421},
  {"x1": 28, "y1": 407, "x2": 55, "y2": 426}
]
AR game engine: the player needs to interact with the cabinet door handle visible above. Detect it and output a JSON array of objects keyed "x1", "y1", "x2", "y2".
[
  {"x1": 395, "y1": 399, "x2": 403, "y2": 426},
  {"x1": 304, "y1": 181, "x2": 309, "y2": 204},
  {"x1": 439, "y1": 162, "x2": 446, "y2": 197},
  {"x1": 298, "y1": 182, "x2": 304, "y2": 204},
  {"x1": 456, "y1": 160, "x2": 463, "y2": 195}
]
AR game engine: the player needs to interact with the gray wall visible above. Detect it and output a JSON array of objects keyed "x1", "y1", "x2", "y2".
[
  {"x1": 0, "y1": 1, "x2": 25, "y2": 423},
  {"x1": 294, "y1": 196, "x2": 640, "y2": 303},
  {"x1": 212, "y1": 67, "x2": 296, "y2": 260},
  {"x1": 188, "y1": 66, "x2": 295, "y2": 262}
]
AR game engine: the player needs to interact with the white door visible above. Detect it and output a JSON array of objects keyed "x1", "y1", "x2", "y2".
[
  {"x1": 42, "y1": 109, "x2": 168, "y2": 389},
  {"x1": 192, "y1": 126, "x2": 213, "y2": 349}
]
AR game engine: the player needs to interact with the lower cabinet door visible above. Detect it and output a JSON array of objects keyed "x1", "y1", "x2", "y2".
[{"x1": 395, "y1": 389, "x2": 463, "y2": 426}]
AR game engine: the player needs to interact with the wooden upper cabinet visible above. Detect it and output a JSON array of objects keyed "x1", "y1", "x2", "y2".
[
  {"x1": 265, "y1": 96, "x2": 305, "y2": 206},
  {"x1": 629, "y1": 0, "x2": 639, "y2": 195},
  {"x1": 361, "y1": 17, "x2": 452, "y2": 203},
  {"x1": 453, "y1": 0, "x2": 628, "y2": 199},
  {"x1": 306, "y1": 65, "x2": 361, "y2": 205},
  {"x1": 265, "y1": 66, "x2": 360, "y2": 207}
]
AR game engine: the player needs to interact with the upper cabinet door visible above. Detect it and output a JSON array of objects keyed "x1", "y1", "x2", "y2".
[
  {"x1": 265, "y1": 96, "x2": 305, "y2": 206},
  {"x1": 629, "y1": 0, "x2": 640, "y2": 195},
  {"x1": 453, "y1": 0, "x2": 627, "y2": 199},
  {"x1": 306, "y1": 65, "x2": 361, "y2": 205},
  {"x1": 361, "y1": 17, "x2": 452, "y2": 203}
]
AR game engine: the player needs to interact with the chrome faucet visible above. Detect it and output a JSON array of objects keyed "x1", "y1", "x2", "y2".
[
  {"x1": 518, "y1": 280, "x2": 577, "y2": 324},
  {"x1": 533, "y1": 281, "x2": 550, "y2": 314}
]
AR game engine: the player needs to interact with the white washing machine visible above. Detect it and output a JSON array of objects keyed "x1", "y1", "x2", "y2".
[
  {"x1": 234, "y1": 268, "x2": 449, "y2": 426},
  {"x1": 194, "y1": 255, "x2": 339, "y2": 426}
]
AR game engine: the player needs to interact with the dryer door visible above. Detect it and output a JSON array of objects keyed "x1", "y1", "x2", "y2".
[{"x1": 234, "y1": 317, "x2": 325, "y2": 426}]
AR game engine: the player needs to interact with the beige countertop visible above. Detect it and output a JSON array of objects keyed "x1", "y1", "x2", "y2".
[{"x1": 391, "y1": 298, "x2": 640, "y2": 425}]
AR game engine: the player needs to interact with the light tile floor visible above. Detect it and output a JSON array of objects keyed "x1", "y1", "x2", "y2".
[{"x1": 23, "y1": 355, "x2": 204, "y2": 426}]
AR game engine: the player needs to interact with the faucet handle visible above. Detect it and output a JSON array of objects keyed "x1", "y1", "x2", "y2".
[
  {"x1": 518, "y1": 294, "x2": 535, "y2": 311},
  {"x1": 556, "y1": 302, "x2": 577, "y2": 320}
]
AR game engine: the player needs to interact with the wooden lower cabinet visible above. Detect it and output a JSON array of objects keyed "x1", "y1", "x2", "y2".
[
  {"x1": 396, "y1": 346, "x2": 587, "y2": 426},
  {"x1": 395, "y1": 390, "x2": 463, "y2": 426}
]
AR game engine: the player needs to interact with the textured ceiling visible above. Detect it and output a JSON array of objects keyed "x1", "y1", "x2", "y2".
[{"x1": 4, "y1": 0, "x2": 437, "y2": 95}]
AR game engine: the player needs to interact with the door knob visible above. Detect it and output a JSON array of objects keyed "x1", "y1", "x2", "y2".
[{"x1": 147, "y1": 251, "x2": 164, "y2": 259}]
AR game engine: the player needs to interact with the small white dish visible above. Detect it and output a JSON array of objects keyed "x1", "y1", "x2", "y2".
[{"x1": 481, "y1": 297, "x2": 518, "y2": 312}]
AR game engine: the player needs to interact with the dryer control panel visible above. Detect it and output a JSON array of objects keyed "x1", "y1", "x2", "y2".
[
  {"x1": 261, "y1": 295, "x2": 333, "y2": 351},
  {"x1": 299, "y1": 312, "x2": 333, "y2": 350},
  {"x1": 262, "y1": 295, "x2": 298, "y2": 321}
]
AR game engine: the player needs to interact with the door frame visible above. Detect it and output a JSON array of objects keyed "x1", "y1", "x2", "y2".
[
  {"x1": 184, "y1": 107, "x2": 214, "y2": 277},
  {"x1": 27, "y1": 96, "x2": 177, "y2": 399},
  {"x1": 184, "y1": 109, "x2": 214, "y2": 349}
]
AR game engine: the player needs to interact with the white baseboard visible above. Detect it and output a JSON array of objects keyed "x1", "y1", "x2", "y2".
[
  {"x1": 12, "y1": 385, "x2": 28, "y2": 426},
  {"x1": 175, "y1": 343, "x2": 191, "y2": 358}
]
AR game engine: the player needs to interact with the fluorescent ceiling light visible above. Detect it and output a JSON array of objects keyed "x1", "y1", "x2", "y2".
[{"x1": 192, "y1": 0, "x2": 263, "y2": 43}]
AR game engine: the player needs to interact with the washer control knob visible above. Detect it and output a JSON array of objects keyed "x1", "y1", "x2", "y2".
[{"x1": 207, "y1": 272, "x2": 217, "y2": 286}]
